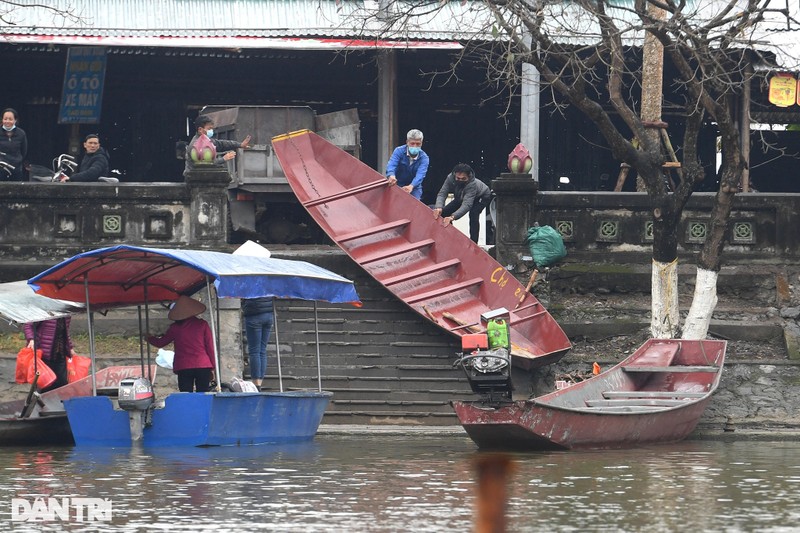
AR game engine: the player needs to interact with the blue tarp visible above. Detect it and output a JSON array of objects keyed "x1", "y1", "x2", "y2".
[{"x1": 28, "y1": 245, "x2": 360, "y2": 308}]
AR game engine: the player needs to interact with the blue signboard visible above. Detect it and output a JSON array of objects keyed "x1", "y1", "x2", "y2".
[{"x1": 58, "y1": 47, "x2": 107, "y2": 124}]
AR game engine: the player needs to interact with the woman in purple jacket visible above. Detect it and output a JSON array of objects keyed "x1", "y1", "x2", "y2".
[
  {"x1": 24, "y1": 317, "x2": 76, "y2": 390},
  {"x1": 148, "y1": 296, "x2": 216, "y2": 392}
]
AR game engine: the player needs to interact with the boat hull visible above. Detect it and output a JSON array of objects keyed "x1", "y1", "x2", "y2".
[
  {"x1": 64, "y1": 391, "x2": 333, "y2": 447},
  {"x1": 0, "y1": 365, "x2": 153, "y2": 446},
  {"x1": 453, "y1": 339, "x2": 726, "y2": 450},
  {"x1": 0, "y1": 415, "x2": 73, "y2": 446},
  {"x1": 453, "y1": 398, "x2": 713, "y2": 450},
  {"x1": 272, "y1": 130, "x2": 571, "y2": 369}
]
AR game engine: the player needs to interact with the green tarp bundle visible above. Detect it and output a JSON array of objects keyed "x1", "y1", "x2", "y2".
[{"x1": 525, "y1": 225, "x2": 566, "y2": 268}]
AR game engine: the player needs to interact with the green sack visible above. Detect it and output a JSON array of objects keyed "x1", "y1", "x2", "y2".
[{"x1": 525, "y1": 225, "x2": 566, "y2": 267}]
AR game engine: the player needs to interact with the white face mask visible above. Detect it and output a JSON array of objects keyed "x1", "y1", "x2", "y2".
[
  {"x1": 206, "y1": 129, "x2": 214, "y2": 138},
  {"x1": 2, "y1": 125, "x2": 14, "y2": 132}
]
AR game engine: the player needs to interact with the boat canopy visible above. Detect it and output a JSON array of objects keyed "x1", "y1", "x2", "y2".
[
  {"x1": 0, "y1": 280, "x2": 84, "y2": 325},
  {"x1": 28, "y1": 245, "x2": 360, "y2": 309}
]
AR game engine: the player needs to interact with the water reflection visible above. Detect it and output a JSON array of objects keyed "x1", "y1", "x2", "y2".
[{"x1": 0, "y1": 438, "x2": 799, "y2": 531}]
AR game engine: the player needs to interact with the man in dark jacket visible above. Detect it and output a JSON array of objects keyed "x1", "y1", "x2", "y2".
[
  {"x1": 433, "y1": 163, "x2": 493, "y2": 243},
  {"x1": 61, "y1": 134, "x2": 110, "y2": 182}
]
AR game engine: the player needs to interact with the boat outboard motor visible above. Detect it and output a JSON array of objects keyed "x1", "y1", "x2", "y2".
[
  {"x1": 118, "y1": 377, "x2": 155, "y2": 442},
  {"x1": 454, "y1": 333, "x2": 513, "y2": 401}
]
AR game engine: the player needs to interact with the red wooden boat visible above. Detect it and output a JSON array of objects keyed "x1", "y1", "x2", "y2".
[
  {"x1": 272, "y1": 130, "x2": 571, "y2": 369},
  {"x1": 452, "y1": 338, "x2": 726, "y2": 450}
]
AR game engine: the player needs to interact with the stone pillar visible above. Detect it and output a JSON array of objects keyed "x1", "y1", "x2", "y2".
[
  {"x1": 217, "y1": 298, "x2": 245, "y2": 384},
  {"x1": 491, "y1": 173, "x2": 538, "y2": 268},
  {"x1": 184, "y1": 168, "x2": 230, "y2": 245}
]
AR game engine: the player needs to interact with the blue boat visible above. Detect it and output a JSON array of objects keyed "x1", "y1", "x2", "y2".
[
  {"x1": 28, "y1": 244, "x2": 360, "y2": 447},
  {"x1": 63, "y1": 391, "x2": 332, "y2": 447}
]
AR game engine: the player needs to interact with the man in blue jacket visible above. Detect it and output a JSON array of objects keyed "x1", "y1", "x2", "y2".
[
  {"x1": 433, "y1": 163, "x2": 493, "y2": 243},
  {"x1": 386, "y1": 129, "x2": 429, "y2": 200}
]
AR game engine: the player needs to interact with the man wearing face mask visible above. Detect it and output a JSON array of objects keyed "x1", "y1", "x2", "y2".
[
  {"x1": 183, "y1": 114, "x2": 251, "y2": 177},
  {"x1": 433, "y1": 163, "x2": 493, "y2": 243},
  {"x1": 386, "y1": 129, "x2": 429, "y2": 200}
]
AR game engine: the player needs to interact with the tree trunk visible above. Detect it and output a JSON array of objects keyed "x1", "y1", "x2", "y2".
[
  {"x1": 651, "y1": 259, "x2": 680, "y2": 338},
  {"x1": 682, "y1": 268, "x2": 719, "y2": 339}
]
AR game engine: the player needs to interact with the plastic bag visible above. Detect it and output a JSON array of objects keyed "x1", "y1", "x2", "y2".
[
  {"x1": 230, "y1": 377, "x2": 259, "y2": 393},
  {"x1": 66, "y1": 354, "x2": 91, "y2": 383},
  {"x1": 15, "y1": 347, "x2": 36, "y2": 384},
  {"x1": 189, "y1": 134, "x2": 217, "y2": 164},
  {"x1": 32, "y1": 359, "x2": 57, "y2": 390},
  {"x1": 525, "y1": 225, "x2": 567, "y2": 268},
  {"x1": 16, "y1": 346, "x2": 58, "y2": 388},
  {"x1": 155, "y1": 348, "x2": 174, "y2": 369}
]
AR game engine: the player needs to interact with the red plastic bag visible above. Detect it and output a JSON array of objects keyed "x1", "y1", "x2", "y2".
[
  {"x1": 31, "y1": 359, "x2": 57, "y2": 390},
  {"x1": 66, "y1": 355, "x2": 91, "y2": 383},
  {"x1": 14, "y1": 347, "x2": 36, "y2": 384},
  {"x1": 16, "y1": 347, "x2": 57, "y2": 389}
]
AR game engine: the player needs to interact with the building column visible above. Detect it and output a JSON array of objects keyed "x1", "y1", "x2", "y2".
[
  {"x1": 491, "y1": 173, "x2": 538, "y2": 267},
  {"x1": 520, "y1": 62, "x2": 541, "y2": 183},
  {"x1": 184, "y1": 167, "x2": 230, "y2": 244},
  {"x1": 377, "y1": 50, "x2": 398, "y2": 174}
]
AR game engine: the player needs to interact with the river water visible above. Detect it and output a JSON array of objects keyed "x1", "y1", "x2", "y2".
[{"x1": 1, "y1": 434, "x2": 798, "y2": 531}]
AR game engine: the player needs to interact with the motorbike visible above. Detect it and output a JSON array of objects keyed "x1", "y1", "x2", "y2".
[
  {"x1": 28, "y1": 154, "x2": 78, "y2": 182},
  {"x1": 0, "y1": 151, "x2": 15, "y2": 180},
  {"x1": 28, "y1": 154, "x2": 119, "y2": 183}
]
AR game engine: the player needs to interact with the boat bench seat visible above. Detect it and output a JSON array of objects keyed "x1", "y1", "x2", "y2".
[
  {"x1": 38, "y1": 408, "x2": 67, "y2": 417},
  {"x1": 621, "y1": 365, "x2": 721, "y2": 373},
  {"x1": 621, "y1": 343, "x2": 680, "y2": 372},
  {"x1": 338, "y1": 219, "x2": 411, "y2": 243},
  {"x1": 602, "y1": 391, "x2": 707, "y2": 399},
  {"x1": 585, "y1": 398, "x2": 687, "y2": 408},
  {"x1": 579, "y1": 405, "x2": 672, "y2": 413}
]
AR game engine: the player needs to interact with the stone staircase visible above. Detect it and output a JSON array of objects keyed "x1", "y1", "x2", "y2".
[{"x1": 257, "y1": 295, "x2": 476, "y2": 425}]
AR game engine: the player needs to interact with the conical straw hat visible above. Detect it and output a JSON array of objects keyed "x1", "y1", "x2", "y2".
[{"x1": 168, "y1": 295, "x2": 207, "y2": 321}]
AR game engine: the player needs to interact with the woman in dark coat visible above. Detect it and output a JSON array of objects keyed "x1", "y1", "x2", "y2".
[{"x1": 0, "y1": 108, "x2": 28, "y2": 181}]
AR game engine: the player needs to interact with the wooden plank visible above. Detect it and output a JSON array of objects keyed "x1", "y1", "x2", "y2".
[
  {"x1": 303, "y1": 179, "x2": 387, "y2": 207},
  {"x1": 585, "y1": 398, "x2": 687, "y2": 407},
  {"x1": 338, "y1": 219, "x2": 411, "y2": 243},
  {"x1": 405, "y1": 277, "x2": 484, "y2": 304},
  {"x1": 580, "y1": 405, "x2": 668, "y2": 413},
  {"x1": 381, "y1": 258, "x2": 461, "y2": 286},
  {"x1": 357, "y1": 239, "x2": 435, "y2": 265},
  {"x1": 622, "y1": 365, "x2": 720, "y2": 373},
  {"x1": 603, "y1": 391, "x2": 707, "y2": 399}
]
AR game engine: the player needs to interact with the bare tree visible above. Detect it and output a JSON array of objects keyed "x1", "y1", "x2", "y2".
[
  {"x1": 353, "y1": 0, "x2": 799, "y2": 339},
  {"x1": 0, "y1": 1, "x2": 83, "y2": 28}
]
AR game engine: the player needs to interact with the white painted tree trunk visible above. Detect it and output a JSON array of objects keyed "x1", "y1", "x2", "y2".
[
  {"x1": 682, "y1": 267, "x2": 719, "y2": 340},
  {"x1": 651, "y1": 259, "x2": 680, "y2": 338}
]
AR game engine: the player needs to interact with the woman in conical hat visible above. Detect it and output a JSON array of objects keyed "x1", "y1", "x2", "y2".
[{"x1": 148, "y1": 295, "x2": 216, "y2": 393}]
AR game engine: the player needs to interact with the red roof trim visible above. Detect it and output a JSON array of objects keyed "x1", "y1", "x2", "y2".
[{"x1": 0, "y1": 34, "x2": 463, "y2": 50}]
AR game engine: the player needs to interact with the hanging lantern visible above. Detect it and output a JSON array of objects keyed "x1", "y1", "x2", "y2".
[
  {"x1": 507, "y1": 143, "x2": 533, "y2": 174},
  {"x1": 768, "y1": 73, "x2": 797, "y2": 108}
]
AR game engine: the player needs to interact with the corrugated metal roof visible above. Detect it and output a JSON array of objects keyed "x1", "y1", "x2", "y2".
[
  {"x1": 2, "y1": 0, "x2": 797, "y2": 68},
  {"x1": 0, "y1": 0, "x2": 494, "y2": 44}
]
